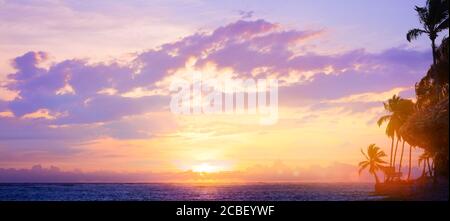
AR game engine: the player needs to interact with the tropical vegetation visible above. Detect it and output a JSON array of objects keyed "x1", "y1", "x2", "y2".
[{"x1": 360, "y1": 0, "x2": 448, "y2": 189}]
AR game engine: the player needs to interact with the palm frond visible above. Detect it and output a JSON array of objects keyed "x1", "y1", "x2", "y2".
[
  {"x1": 377, "y1": 115, "x2": 391, "y2": 127},
  {"x1": 436, "y1": 17, "x2": 449, "y2": 31},
  {"x1": 376, "y1": 151, "x2": 387, "y2": 158},
  {"x1": 358, "y1": 161, "x2": 368, "y2": 167},
  {"x1": 415, "y1": 6, "x2": 430, "y2": 26},
  {"x1": 375, "y1": 158, "x2": 388, "y2": 164},
  {"x1": 385, "y1": 119, "x2": 396, "y2": 137},
  {"x1": 358, "y1": 162, "x2": 369, "y2": 175},
  {"x1": 407, "y1": 28, "x2": 427, "y2": 42},
  {"x1": 360, "y1": 149, "x2": 369, "y2": 160}
]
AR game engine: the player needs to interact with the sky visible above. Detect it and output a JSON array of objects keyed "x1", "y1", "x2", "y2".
[{"x1": 0, "y1": 0, "x2": 442, "y2": 182}]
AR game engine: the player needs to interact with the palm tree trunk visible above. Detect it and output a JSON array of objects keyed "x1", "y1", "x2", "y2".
[
  {"x1": 393, "y1": 138, "x2": 400, "y2": 171},
  {"x1": 407, "y1": 145, "x2": 412, "y2": 181},
  {"x1": 431, "y1": 38, "x2": 441, "y2": 100},
  {"x1": 432, "y1": 159, "x2": 437, "y2": 184},
  {"x1": 373, "y1": 172, "x2": 380, "y2": 184},
  {"x1": 421, "y1": 162, "x2": 426, "y2": 177},
  {"x1": 430, "y1": 158, "x2": 435, "y2": 177},
  {"x1": 398, "y1": 140, "x2": 406, "y2": 175},
  {"x1": 389, "y1": 136, "x2": 394, "y2": 167},
  {"x1": 427, "y1": 158, "x2": 432, "y2": 177},
  {"x1": 431, "y1": 38, "x2": 437, "y2": 65}
]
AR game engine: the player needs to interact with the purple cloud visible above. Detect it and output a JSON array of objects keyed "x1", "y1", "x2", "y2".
[
  {"x1": 1, "y1": 19, "x2": 431, "y2": 142},
  {"x1": 280, "y1": 48, "x2": 430, "y2": 107}
]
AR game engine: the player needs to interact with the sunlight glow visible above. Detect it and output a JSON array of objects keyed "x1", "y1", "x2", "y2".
[{"x1": 192, "y1": 163, "x2": 220, "y2": 173}]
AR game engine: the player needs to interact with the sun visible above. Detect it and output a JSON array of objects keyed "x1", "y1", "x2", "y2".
[{"x1": 192, "y1": 163, "x2": 220, "y2": 173}]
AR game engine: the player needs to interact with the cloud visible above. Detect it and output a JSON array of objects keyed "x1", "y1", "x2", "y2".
[
  {"x1": 0, "y1": 100, "x2": 8, "y2": 112},
  {"x1": 238, "y1": 10, "x2": 254, "y2": 19},
  {"x1": 308, "y1": 87, "x2": 415, "y2": 115},
  {"x1": 326, "y1": 87, "x2": 411, "y2": 104},
  {"x1": 0, "y1": 117, "x2": 102, "y2": 140},
  {"x1": 6, "y1": 51, "x2": 169, "y2": 125},
  {"x1": 278, "y1": 48, "x2": 429, "y2": 114},
  {"x1": 0, "y1": 18, "x2": 431, "y2": 165},
  {"x1": 5, "y1": 20, "x2": 429, "y2": 122},
  {"x1": 1, "y1": 19, "x2": 316, "y2": 140}
]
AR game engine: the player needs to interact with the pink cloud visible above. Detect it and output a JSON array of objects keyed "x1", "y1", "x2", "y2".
[{"x1": 1, "y1": 19, "x2": 431, "y2": 143}]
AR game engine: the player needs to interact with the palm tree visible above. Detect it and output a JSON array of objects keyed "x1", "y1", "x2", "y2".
[
  {"x1": 419, "y1": 151, "x2": 433, "y2": 177},
  {"x1": 378, "y1": 96, "x2": 415, "y2": 180},
  {"x1": 377, "y1": 95, "x2": 401, "y2": 168},
  {"x1": 359, "y1": 144, "x2": 388, "y2": 184},
  {"x1": 406, "y1": 0, "x2": 449, "y2": 65},
  {"x1": 427, "y1": 154, "x2": 434, "y2": 177},
  {"x1": 395, "y1": 99, "x2": 415, "y2": 176}
]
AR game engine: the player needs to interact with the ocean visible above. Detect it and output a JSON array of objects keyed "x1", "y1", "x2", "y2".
[{"x1": 0, "y1": 183, "x2": 385, "y2": 201}]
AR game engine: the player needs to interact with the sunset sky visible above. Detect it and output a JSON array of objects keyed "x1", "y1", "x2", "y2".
[{"x1": 0, "y1": 0, "x2": 439, "y2": 182}]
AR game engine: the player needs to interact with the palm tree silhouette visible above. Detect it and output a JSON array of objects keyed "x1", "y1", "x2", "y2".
[
  {"x1": 406, "y1": 0, "x2": 449, "y2": 65},
  {"x1": 419, "y1": 151, "x2": 433, "y2": 177},
  {"x1": 359, "y1": 144, "x2": 388, "y2": 184},
  {"x1": 377, "y1": 95, "x2": 401, "y2": 168},
  {"x1": 395, "y1": 99, "x2": 415, "y2": 175},
  {"x1": 378, "y1": 96, "x2": 415, "y2": 180}
]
